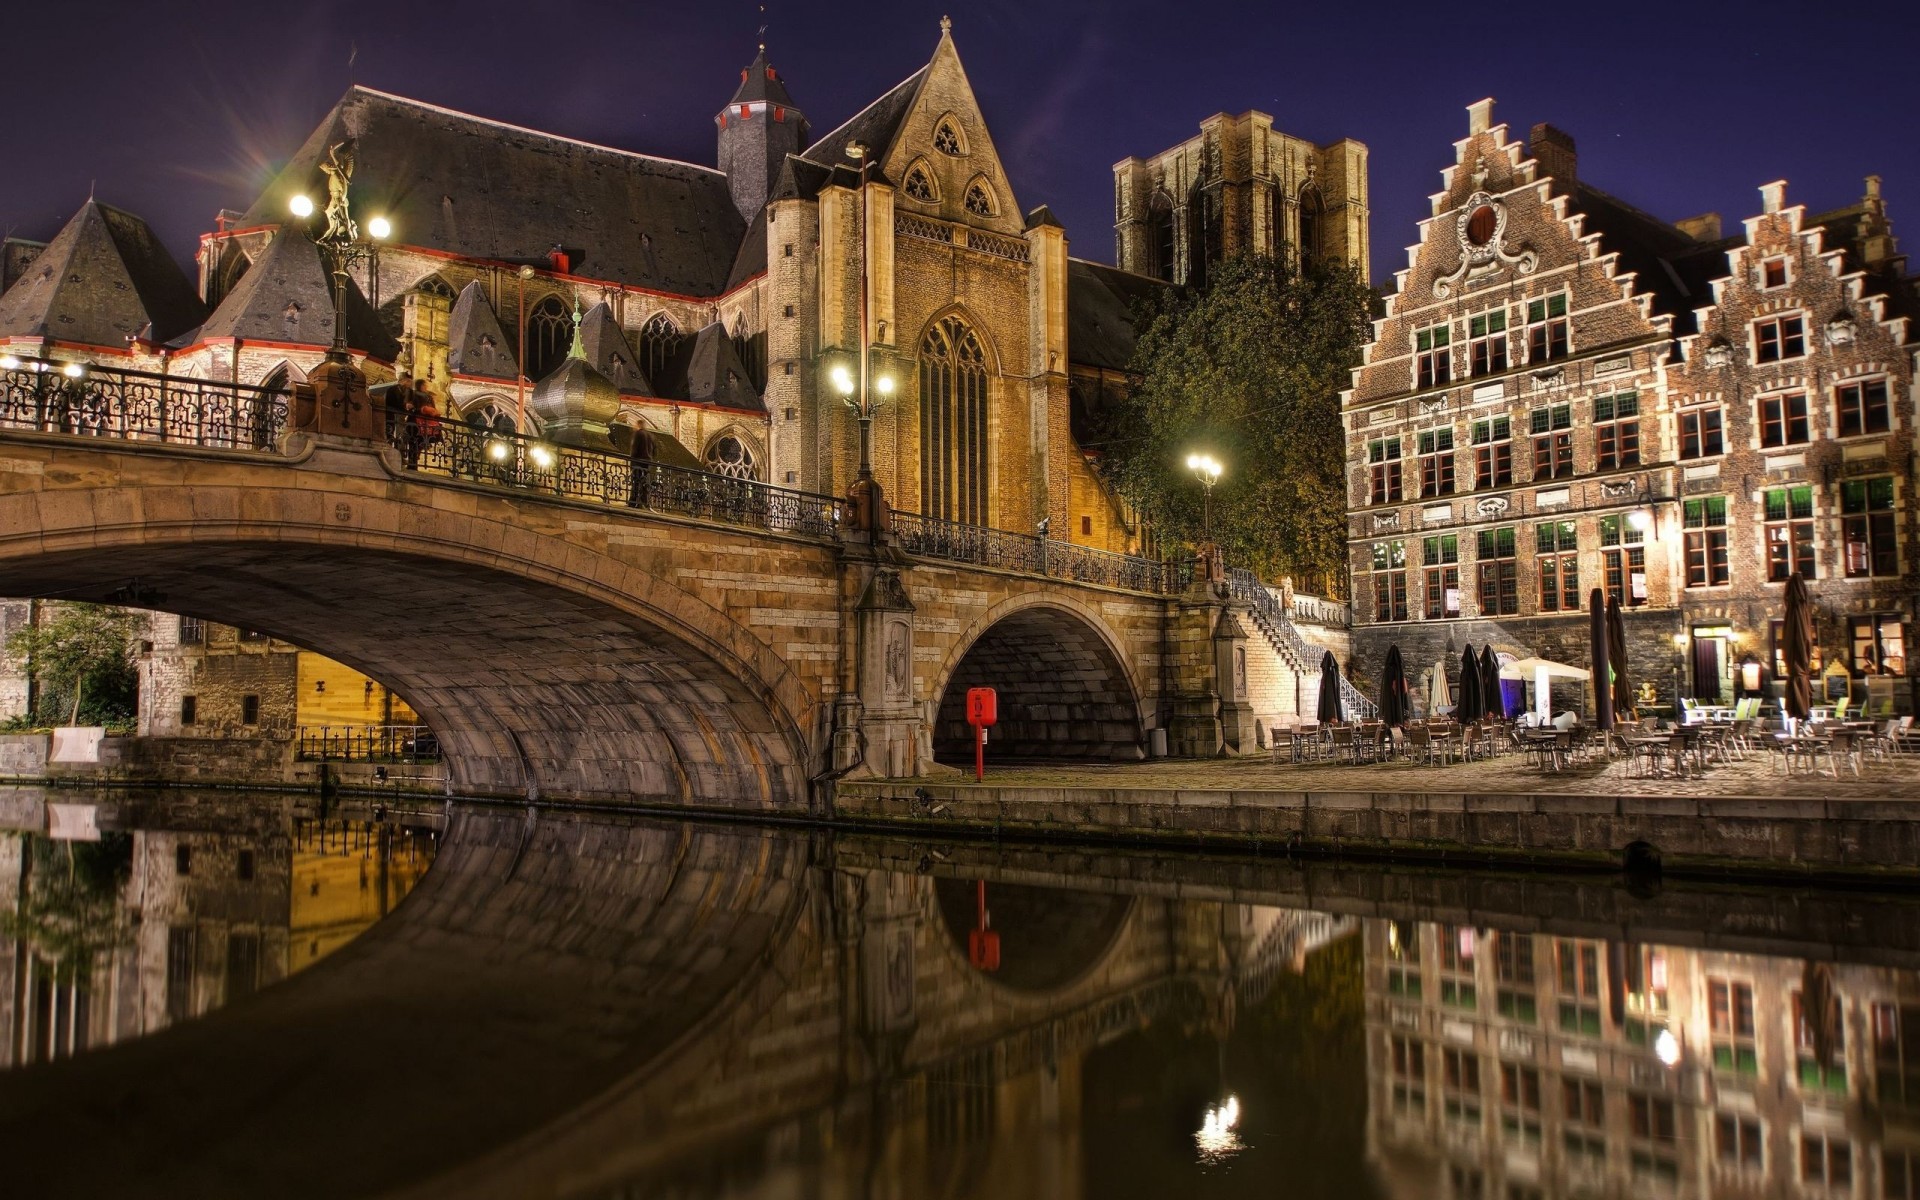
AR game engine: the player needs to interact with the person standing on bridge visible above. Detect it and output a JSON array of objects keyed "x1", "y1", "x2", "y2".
[
  {"x1": 409, "y1": 380, "x2": 441, "y2": 469},
  {"x1": 626, "y1": 422, "x2": 656, "y2": 509}
]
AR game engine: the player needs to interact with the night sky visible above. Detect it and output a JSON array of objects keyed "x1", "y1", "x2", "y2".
[{"x1": 4, "y1": 0, "x2": 1915, "y2": 287}]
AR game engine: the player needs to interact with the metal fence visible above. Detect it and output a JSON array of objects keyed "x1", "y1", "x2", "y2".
[
  {"x1": 0, "y1": 356, "x2": 287, "y2": 449},
  {"x1": 296, "y1": 724, "x2": 440, "y2": 763},
  {"x1": 396, "y1": 417, "x2": 845, "y2": 540},
  {"x1": 891, "y1": 509, "x2": 1192, "y2": 595},
  {"x1": 1228, "y1": 567, "x2": 1377, "y2": 718}
]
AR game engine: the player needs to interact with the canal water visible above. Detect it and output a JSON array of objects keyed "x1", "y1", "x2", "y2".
[{"x1": 2, "y1": 787, "x2": 1918, "y2": 1199}]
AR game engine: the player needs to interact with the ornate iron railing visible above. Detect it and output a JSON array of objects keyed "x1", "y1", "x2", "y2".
[
  {"x1": 891, "y1": 509, "x2": 1191, "y2": 595},
  {"x1": 297, "y1": 724, "x2": 440, "y2": 763},
  {"x1": 1228, "y1": 567, "x2": 1376, "y2": 718},
  {"x1": 397, "y1": 417, "x2": 845, "y2": 539},
  {"x1": 0, "y1": 355, "x2": 288, "y2": 450}
]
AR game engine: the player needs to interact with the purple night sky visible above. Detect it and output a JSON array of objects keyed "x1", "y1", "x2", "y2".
[{"x1": 3, "y1": 0, "x2": 1914, "y2": 287}]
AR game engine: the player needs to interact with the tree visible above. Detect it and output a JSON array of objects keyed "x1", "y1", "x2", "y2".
[
  {"x1": 4, "y1": 603, "x2": 145, "y2": 726},
  {"x1": 1091, "y1": 253, "x2": 1373, "y2": 595}
]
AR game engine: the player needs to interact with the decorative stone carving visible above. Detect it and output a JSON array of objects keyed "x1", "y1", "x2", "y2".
[
  {"x1": 1825, "y1": 312, "x2": 1858, "y2": 347},
  {"x1": 1599, "y1": 477, "x2": 1640, "y2": 499},
  {"x1": 1702, "y1": 338, "x2": 1733, "y2": 369},
  {"x1": 1434, "y1": 191, "x2": 1538, "y2": 298},
  {"x1": 1371, "y1": 511, "x2": 1401, "y2": 531},
  {"x1": 1530, "y1": 366, "x2": 1564, "y2": 389},
  {"x1": 1418, "y1": 395, "x2": 1450, "y2": 417},
  {"x1": 1475, "y1": 495, "x2": 1510, "y2": 517}
]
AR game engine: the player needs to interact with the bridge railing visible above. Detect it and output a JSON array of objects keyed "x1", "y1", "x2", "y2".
[
  {"x1": 398, "y1": 417, "x2": 845, "y2": 540},
  {"x1": 891, "y1": 509, "x2": 1193, "y2": 595},
  {"x1": 296, "y1": 724, "x2": 440, "y2": 763},
  {"x1": 0, "y1": 355, "x2": 288, "y2": 450}
]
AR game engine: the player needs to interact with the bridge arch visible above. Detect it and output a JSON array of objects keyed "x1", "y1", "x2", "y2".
[
  {"x1": 930, "y1": 594, "x2": 1147, "y2": 762},
  {"x1": 0, "y1": 466, "x2": 817, "y2": 808}
]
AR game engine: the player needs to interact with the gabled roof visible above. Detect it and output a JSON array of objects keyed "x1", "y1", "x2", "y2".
[
  {"x1": 240, "y1": 87, "x2": 747, "y2": 297},
  {"x1": 800, "y1": 66, "x2": 930, "y2": 169},
  {"x1": 0, "y1": 200, "x2": 203, "y2": 346},
  {"x1": 198, "y1": 227, "x2": 397, "y2": 360},
  {"x1": 683, "y1": 322, "x2": 762, "y2": 411},
  {"x1": 725, "y1": 207, "x2": 769, "y2": 291},
  {"x1": 579, "y1": 301, "x2": 652, "y2": 396},
  {"x1": 1068, "y1": 258, "x2": 1168, "y2": 373},
  {"x1": 446, "y1": 281, "x2": 516, "y2": 380},
  {"x1": 1566, "y1": 182, "x2": 1726, "y2": 336},
  {"x1": 769, "y1": 154, "x2": 833, "y2": 203},
  {"x1": 727, "y1": 47, "x2": 800, "y2": 110}
]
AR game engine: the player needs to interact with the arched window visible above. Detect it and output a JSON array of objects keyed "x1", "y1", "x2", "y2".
[
  {"x1": 638, "y1": 313, "x2": 683, "y2": 383},
  {"x1": 903, "y1": 161, "x2": 937, "y2": 203},
  {"x1": 933, "y1": 119, "x2": 965, "y2": 156},
  {"x1": 464, "y1": 399, "x2": 522, "y2": 435},
  {"x1": 1297, "y1": 185, "x2": 1324, "y2": 269},
  {"x1": 213, "y1": 243, "x2": 251, "y2": 308},
  {"x1": 919, "y1": 315, "x2": 989, "y2": 524},
  {"x1": 1149, "y1": 192, "x2": 1176, "y2": 283},
  {"x1": 705, "y1": 433, "x2": 758, "y2": 480},
  {"x1": 964, "y1": 180, "x2": 995, "y2": 217},
  {"x1": 414, "y1": 274, "x2": 457, "y2": 300},
  {"x1": 525, "y1": 295, "x2": 572, "y2": 381},
  {"x1": 730, "y1": 316, "x2": 764, "y2": 391}
]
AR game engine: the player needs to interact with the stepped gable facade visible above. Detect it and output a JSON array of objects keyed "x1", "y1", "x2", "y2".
[{"x1": 1343, "y1": 99, "x2": 1919, "y2": 714}]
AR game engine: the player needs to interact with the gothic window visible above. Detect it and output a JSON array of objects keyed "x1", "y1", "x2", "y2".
[
  {"x1": 904, "y1": 161, "x2": 937, "y2": 203},
  {"x1": 933, "y1": 119, "x2": 964, "y2": 156},
  {"x1": 525, "y1": 295, "x2": 572, "y2": 382},
  {"x1": 920, "y1": 315, "x2": 990, "y2": 524},
  {"x1": 1149, "y1": 193, "x2": 1176, "y2": 283},
  {"x1": 705, "y1": 433, "x2": 758, "y2": 480},
  {"x1": 638, "y1": 313, "x2": 683, "y2": 383},
  {"x1": 731, "y1": 317, "x2": 765, "y2": 390},
  {"x1": 1298, "y1": 185, "x2": 1324, "y2": 268},
  {"x1": 465, "y1": 399, "x2": 521, "y2": 435},
  {"x1": 964, "y1": 180, "x2": 995, "y2": 217},
  {"x1": 414, "y1": 274, "x2": 457, "y2": 300}
]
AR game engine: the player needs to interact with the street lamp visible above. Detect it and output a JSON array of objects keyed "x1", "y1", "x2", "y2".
[
  {"x1": 833, "y1": 360, "x2": 893, "y2": 481},
  {"x1": 1672, "y1": 630, "x2": 1689, "y2": 717},
  {"x1": 1185, "y1": 452, "x2": 1223, "y2": 541},
  {"x1": 288, "y1": 143, "x2": 392, "y2": 366},
  {"x1": 515, "y1": 264, "x2": 536, "y2": 433}
]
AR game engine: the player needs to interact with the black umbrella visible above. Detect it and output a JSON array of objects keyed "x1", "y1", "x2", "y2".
[
  {"x1": 1316, "y1": 651, "x2": 1344, "y2": 724},
  {"x1": 1784, "y1": 572, "x2": 1815, "y2": 725},
  {"x1": 1380, "y1": 645, "x2": 1411, "y2": 729},
  {"x1": 1590, "y1": 588, "x2": 1614, "y2": 731},
  {"x1": 1607, "y1": 596, "x2": 1636, "y2": 720},
  {"x1": 1457, "y1": 644, "x2": 1483, "y2": 723},
  {"x1": 1479, "y1": 645, "x2": 1504, "y2": 721}
]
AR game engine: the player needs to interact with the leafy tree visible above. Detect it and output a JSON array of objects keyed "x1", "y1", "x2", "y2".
[
  {"x1": 0, "y1": 832, "x2": 135, "y2": 981},
  {"x1": 4, "y1": 603, "x2": 144, "y2": 727},
  {"x1": 1092, "y1": 253, "x2": 1373, "y2": 595}
]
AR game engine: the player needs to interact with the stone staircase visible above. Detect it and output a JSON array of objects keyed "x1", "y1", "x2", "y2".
[{"x1": 1228, "y1": 568, "x2": 1375, "y2": 731}]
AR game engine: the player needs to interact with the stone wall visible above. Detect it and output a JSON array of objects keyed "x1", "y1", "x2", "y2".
[{"x1": 0, "y1": 732, "x2": 292, "y2": 783}]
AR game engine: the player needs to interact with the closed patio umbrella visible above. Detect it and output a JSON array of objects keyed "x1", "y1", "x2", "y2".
[
  {"x1": 1380, "y1": 645, "x2": 1411, "y2": 729},
  {"x1": 1479, "y1": 645, "x2": 1504, "y2": 720},
  {"x1": 1428, "y1": 655, "x2": 1453, "y2": 717},
  {"x1": 1316, "y1": 650, "x2": 1344, "y2": 724},
  {"x1": 1607, "y1": 596, "x2": 1635, "y2": 719},
  {"x1": 1783, "y1": 571, "x2": 1815, "y2": 728},
  {"x1": 1457, "y1": 645, "x2": 1483, "y2": 723},
  {"x1": 1590, "y1": 588, "x2": 1613, "y2": 731}
]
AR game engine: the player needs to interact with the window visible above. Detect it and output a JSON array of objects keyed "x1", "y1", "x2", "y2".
[
  {"x1": 176, "y1": 844, "x2": 192, "y2": 876},
  {"x1": 1761, "y1": 257, "x2": 1789, "y2": 289},
  {"x1": 1494, "y1": 933, "x2": 1536, "y2": 1023},
  {"x1": 1081, "y1": 515, "x2": 1092, "y2": 536},
  {"x1": 1708, "y1": 977, "x2": 1758, "y2": 1075},
  {"x1": 1755, "y1": 313, "x2": 1806, "y2": 363},
  {"x1": 237, "y1": 849, "x2": 255, "y2": 882},
  {"x1": 1764, "y1": 486, "x2": 1816, "y2": 582},
  {"x1": 1600, "y1": 515, "x2": 1648, "y2": 606},
  {"x1": 1888, "y1": 1149, "x2": 1919, "y2": 1200},
  {"x1": 1621, "y1": 945, "x2": 1670, "y2": 1046},
  {"x1": 1530, "y1": 404, "x2": 1573, "y2": 479},
  {"x1": 1499, "y1": 1063, "x2": 1543, "y2": 1145},
  {"x1": 166, "y1": 927, "x2": 196, "y2": 1023},
  {"x1": 526, "y1": 295, "x2": 573, "y2": 382},
  {"x1": 1837, "y1": 378, "x2": 1891, "y2": 437},
  {"x1": 1423, "y1": 535, "x2": 1460, "y2": 620},
  {"x1": 238, "y1": 628, "x2": 268, "y2": 643},
  {"x1": 933, "y1": 120, "x2": 963, "y2": 156},
  {"x1": 1149, "y1": 194, "x2": 1176, "y2": 284},
  {"x1": 1680, "y1": 406, "x2": 1725, "y2": 458},
  {"x1": 1684, "y1": 496, "x2": 1730, "y2": 587},
  {"x1": 1770, "y1": 618, "x2": 1825, "y2": 678},
  {"x1": 919, "y1": 316, "x2": 990, "y2": 524},
  {"x1": 1526, "y1": 293, "x2": 1568, "y2": 362},
  {"x1": 1476, "y1": 527, "x2": 1518, "y2": 616},
  {"x1": 964, "y1": 181, "x2": 994, "y2": 216},
  {"x1": 1442, "y1": 1047, "x2": 1481, "y2": 1125},
  {"x1": 1371, "y1": 541, "x2": 1409, "y2": 622},
  {"x1": 1842, "y1": 477, "x2": 1897, "y2": 577},
  {"x1": 1439, "y1": 924, "x2": 1477, "y2": 1010},
  {"x1": 1759, "y1": 391, "x2": 1811, "y2": 447},
  {"x1": 1390, "y1": 1034, "x2": 1427, "y2": 1114},
  {"x1": 1793, "y1": 990, "x2": 1849, "y2": 1093},
  {"x1": 241, "y1": 694, "x2": 260, "y2": 725},
  {"x1": 1562, "y1": 1079, "x2": 1606, "y2": 1164},
  {"x1": 1557, "y1": 939, "x2": 1602, "y2": 1035},
  {"x1": 1628, "y1": 1092, "x2": 1678, "y2": 1183},
  {"x1": 1469, "y1": 307, "x2": 1509, "y2": 375},
  {"x1": 178, "y1": 616, "x2": 205, "y2": 645},
  {"x1": 1714, "y1": 1113, "x2": 1763, "y2": 1170},
  {"x1": 1877, "y1": 1004, "x2": 1920, "y2": 1112},
  {"x1": 1850, "y1": 615, "x2": 1905, "y2": 677},
  {"x1": 180, "y1": 695, "x2": 196, "y2": 726},
  {"x1": 1594, "y1": 392, "x2": 1640, "y2": 470},
  {"x1": 1415, "y1": 323, "x2": 1452, "y2": 389},
  {"x1": 638, "y1": 313, "x2": 683, "y2": 384},
  {"x1": 1800, "y1": 1134, "x2": 1851, "y2": 1188},
  {"x1": 704, "y1": 434, "x2": 758, "y2": 480},
  {"x1": 1418, "y1": 428, "x2": 1455, "y2": 496},
  {"x1": 1536, "y1": 521, "x2": 1579, "y2": 612},
  {"x1": 902, "y1": 162, "x2": 937, "y2": 203},
  {"x1": 1386, "y1": 920, "x2": 1421, "y2": 998},
  {"x1": 1369, "y1": 438, "x2": 1403, "y2": 505},
  {"x1": 1472, "y1": 417, "x2": 1512, "y2": 489}
]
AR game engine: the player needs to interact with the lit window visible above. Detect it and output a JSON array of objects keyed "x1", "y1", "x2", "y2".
[
  {"x1": 1530, "y1": 404, "x2": 1573, "y2": 479},
  {"x1": 1536, "y1": 521, "x2": 1578, "y2": 611},
  {"x1": 1525, "y1": 293, "x2": 1569, "y2": 362},
  {"x1": 1471, "y1": 417, "x2": 1512, "y2": 488},
  {"x1": 1841, "y1": 477, "x2": 1897, "y2": 577},
  {"x1": 1594, "y1": 392, "x2": 1640, "y2": 469},
  {"x1": 1476, "y1": 526, "x2": 1518, "y2": 616},
  {"x1": 1763, "y1": 486, "x2": 1815, "y2": 582},
  {"x1": 1684, "y1": 496, "x2": 1730, "y2": 587},
  {"x1": 1759, "y1": 391, "x2": 1810, "y2": 447},
  {"x1": 1600, "y1": 515, "x2": 1647, "y2": 607},
  {"x1": 1414, "y1": 323, "x2": 1451, "y2": 389},
  {"x1": 1422, "y1": 535, "x2": 1460, "y2": 619},
  {"x1": 1371, "y1": 541, "x2": 1408, "y2": 622},
  {"x1": 1754, "y1": 314, "x2": 1806, "y2": 363}
]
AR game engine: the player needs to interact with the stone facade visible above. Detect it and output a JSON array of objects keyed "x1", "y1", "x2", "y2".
[{"x1": 1343, "y1": 99, "x2": 1918, "y2": 715}]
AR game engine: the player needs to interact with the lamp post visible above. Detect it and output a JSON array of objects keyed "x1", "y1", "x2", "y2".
[
  {"x1": 1672, "y1": 630, "x2": 1688, "y2": 717},
  {"x1": 287, "y1": 143, "x2": 391, "y2": 367},
  {"x1": 833, "y1": 139, "x2": 896, "y2": 535},
  {"x1": 515, "y1": 264, "x2": 536, "y2": 432},
  {"x1": 1185, "y1": 452, "x2": 1223, "y2": 541}
]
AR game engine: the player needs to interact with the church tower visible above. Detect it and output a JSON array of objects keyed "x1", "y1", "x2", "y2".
[{"x1": 716, "y1": 47, "x2": 809, "y2": 222}]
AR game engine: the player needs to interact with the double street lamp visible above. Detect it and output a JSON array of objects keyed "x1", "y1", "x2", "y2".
[
  {"x1": 1186, "y1": 451, "x2": 1223, "y2": 541},
  {"x1": 832, "y1": 362, "x2": 894, "y2": 481},
  {"x1": 288, "y1": 140, "x2": 392, "y2": 365}
]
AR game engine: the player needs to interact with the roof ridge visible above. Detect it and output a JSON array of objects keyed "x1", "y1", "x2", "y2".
[{"x1": 801, "y1": 64, "x2": 931, "y2": 165}]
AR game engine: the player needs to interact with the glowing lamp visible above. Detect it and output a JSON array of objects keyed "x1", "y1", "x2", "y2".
[
  {"x1": 60, "y1": 362, "x2": 85, "y2": 379},
  {"x1": 830, "y1": 364, "x2": 855, "y2": 396},
  {"x1": 487, "y1": 440, "x2": 510, "y2": 462},
  {"x1": 875, "y1": 375, "x2": 895, "y2": 397},
  {"x1": 367, "y1": 216, "x2": 392, "y2": 240},
  {"x1": 530, "y1": 445, "x2": 555, "y2": 469},
  {"x1": 1655, "y1": 1028, "x2": 1681, "y2": 1067},
  {"x1": 0, "y1": 355, "x2": 18, "y2": 370},
  {"x1": 289, "y1": 194, "x2": 315, "y2": 218},
  {"x1": 1627, "y1": 508, "x2": 1653, "y2": 532}
]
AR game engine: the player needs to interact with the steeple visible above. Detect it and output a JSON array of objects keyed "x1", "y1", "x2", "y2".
[{"x1": 716, "y1": 45, "x2": 809, "y2": 222}]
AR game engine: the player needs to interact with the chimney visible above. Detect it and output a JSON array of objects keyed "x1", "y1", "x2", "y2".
[
  {"x1": 1675, "y1": 212, "x2": 1723, "y2": 242},
  {"x1": 1759, "y1": 180, "x2": 1787, "y2": 214},
  {"x1": 1529, "y1": 123, "x2": 1577, "y2": 190},
  {"x1": 1467, "y1": 98, "x2": 1494, "y2": 136}
]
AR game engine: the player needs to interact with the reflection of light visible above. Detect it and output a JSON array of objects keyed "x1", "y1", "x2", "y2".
[
  {"x1": 1655, "y1": 1029, "x2": 1681, "y2": 1067},
  {"x1": 875, "y1": 375, "x2": 895, "y2": 397},
  {"x1": 1195, "y1": 1094, "x2": 1243, "y2": 1162},
  {"x1": 1628, "y1": 508, "x2": 1653, "y2": 532},
  {"x1": 0, "y1": 355, "x2": 18, "y2": 370},
  {"x1": 830, "y1": 364, "x2": 854, "y2": 395}
]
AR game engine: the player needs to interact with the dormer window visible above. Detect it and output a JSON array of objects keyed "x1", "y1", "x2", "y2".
[
  {"x1": 903, "y1": 162, "x2": 937, "y2": 203},
  {"x1": 1761, "y1": 257, "x2": 1790, "y2": 289},
  {"x1": 964, "y1": 180, "x2": 995, "y2": 217},
  {"x1": 934, "y1": 120, "x2": 964, "y2": 156}
]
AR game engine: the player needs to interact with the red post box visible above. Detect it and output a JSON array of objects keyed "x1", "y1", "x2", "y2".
[{"x1": 966, "y1": 686, "x2": 997, "y2": 780}]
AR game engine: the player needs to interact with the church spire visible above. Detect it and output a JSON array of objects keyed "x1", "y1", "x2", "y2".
[{"x1": 716, "y1": 43, "x2": 810, "y2": 221}]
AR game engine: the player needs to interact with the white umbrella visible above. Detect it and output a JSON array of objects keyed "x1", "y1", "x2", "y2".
[
  {"x1": 1428, "y1": 657, "x2": 1453, "y2": 716},
  {"x1": 1499, "y1": 656, "x2": 1592, "y2": 721}
]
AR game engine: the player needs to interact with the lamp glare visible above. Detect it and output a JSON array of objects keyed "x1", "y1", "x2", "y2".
[
  {"x1": 61, "y1": 362, "x2": 85, "y2": 378},
  {"x1": 367, "y1": 216, "x2": 392, "y2": 240},
  {"x1": 830, "y1": 365, "x2": 854, "y2": 395},
  {"x1": 289, "y1": 194, "x2": 315, "y2": 218},
  {"x1": 876, "y1": 375, "x2": 895, "y2": 396}
]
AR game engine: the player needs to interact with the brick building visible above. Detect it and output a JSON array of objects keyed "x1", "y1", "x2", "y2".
[{"x1": 1343, "y1": 99, "x2": 1918, "y2": 715}]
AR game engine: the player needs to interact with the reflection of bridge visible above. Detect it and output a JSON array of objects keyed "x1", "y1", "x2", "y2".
[{"x1": 0, "y1": 361, "x2": 1357, "y2": 804}]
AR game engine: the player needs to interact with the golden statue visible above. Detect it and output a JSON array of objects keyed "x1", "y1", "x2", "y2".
[{"x1": 319, "y1": 140, "x2": 358, "y2": 243}]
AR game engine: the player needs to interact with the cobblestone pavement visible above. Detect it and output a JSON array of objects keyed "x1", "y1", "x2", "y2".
[{"x1": 932, "y1": 746, "x2": 1920, "y2": 801}]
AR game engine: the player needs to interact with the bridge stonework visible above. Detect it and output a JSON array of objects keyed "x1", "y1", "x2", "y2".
[{"x1": 0, "y1": 431, "x2": 1256, "y2": 806}]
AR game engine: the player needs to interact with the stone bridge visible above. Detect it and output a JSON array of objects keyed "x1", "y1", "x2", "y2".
[{"x1": 0, "y1": 413, "x2": 1279, "y2": 807}]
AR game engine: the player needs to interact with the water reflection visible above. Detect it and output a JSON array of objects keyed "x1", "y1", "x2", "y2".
[
  {"x1": 0, "y1": 790, "x2": 1918, "y2": 1199},
  {"x1": 3, "y1": 797, "x2": 434, "y2": 1066}
]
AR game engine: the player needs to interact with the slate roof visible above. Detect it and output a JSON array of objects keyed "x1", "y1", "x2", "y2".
[
  {"x1": 240, "y1": 87, "x2": 747, "y2": 298},
  {"x1": 1565, "y1": 183, "x2": 1735, "y2": 338},
  {"x1": 0, "y1": 200, "x2": 204, "y2": 347},
  {"x1": 681, "y1": 322, "x2": 763, "y2": 411},
  {"x1": 197, "y1": 227, "x2": 398, "y2": 360},
  {"x1": 1067, "y1": 258, "x2": 1168, "y2": 373},
  {"x1": 769, "y1": 154, "x2": 833, "y2": 203},
  {"x1": 446, "y1": 281, "x2": 516, "y2": 380},
  {"x1": 579, "y1": 301, "x2": 653, "y2": 396},
  {"x1": 800, "y1": 66, "x2": 930, "y2": 169},
  {"x1": 725, "y1": 207, "x2": 769, "y2": 291},
  {"x1": 728, "y1": 48, "x2": 799, "y2": 110}
]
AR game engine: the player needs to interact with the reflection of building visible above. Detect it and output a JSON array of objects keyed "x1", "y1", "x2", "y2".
[{"x1": 1363, "y1": 917, "x2": 1920, "y2": 1198}]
